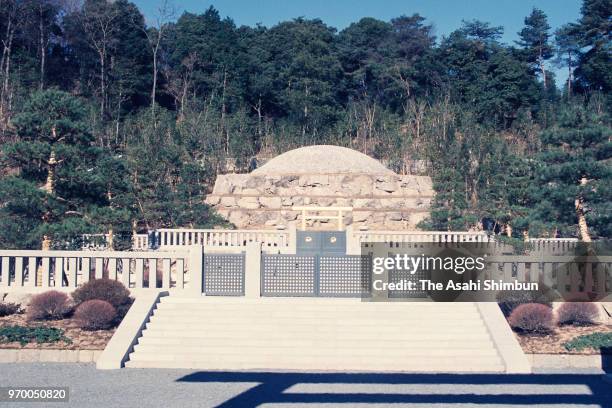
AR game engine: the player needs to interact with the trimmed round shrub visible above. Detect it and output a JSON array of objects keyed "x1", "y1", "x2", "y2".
[
  {"x1": 27, "y1": 291, "x2": 71, "y2": 321},
  {"x1": 508, "y1": 303, "x2": 554, "y2": 334},
  {"x1": 74, "y1": 300, "x2": 117, "y2": 330},
  {"x1": 0, "y1": 302, "x2": 22, "y2": 317},
  {"x1": 557, "y1": 302, "x2": 600, "y2": 326},
  {"x1": 72, "y1": 278, "x2": 131, "y2": 309},
  {"x1": 497, "y1": 290, "x2": 553, "y2": 317}
]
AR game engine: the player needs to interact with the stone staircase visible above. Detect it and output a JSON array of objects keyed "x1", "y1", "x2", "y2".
[{"x1": 125, "y1": 297, "x2": 508, "y2": 372}]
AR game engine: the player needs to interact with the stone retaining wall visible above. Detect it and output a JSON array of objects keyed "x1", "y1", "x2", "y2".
[
  {"x1": 527, "y1": 354, "x2": 610, "y2": 371},
  {"x1": 0, "y1": 349, "x2": 102, "y2": 363},
  {"x1": 206, "y1": 173, "x2": 434, "y2": 230}
]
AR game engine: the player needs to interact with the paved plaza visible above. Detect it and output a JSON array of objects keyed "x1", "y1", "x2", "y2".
[{"x1": 0, "y1": 363, "x2": 610, "y2": 408}]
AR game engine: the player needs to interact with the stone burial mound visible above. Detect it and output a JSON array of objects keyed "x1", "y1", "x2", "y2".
[{"x1": 206, "y1": 145, "x2": 434, "y2": 230}]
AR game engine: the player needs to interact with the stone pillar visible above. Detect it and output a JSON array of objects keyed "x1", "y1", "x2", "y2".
[
  {"x1": 287, "y1": 222, "x2": 297, "y2": 254},
  {"x1": 245, "y1": 241, "x2": 262, "y2": 298},
  {"x1": 370, "y1": 243, "x2": 390, "y2": 300},
  {"x1": 345, "y1": 225, "x2": 361, "y2": 255},
  {"x1": 188, "y1": 245, "x2": 203, "y2": 297}
]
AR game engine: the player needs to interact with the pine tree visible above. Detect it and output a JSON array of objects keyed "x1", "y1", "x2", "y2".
[
  {"x1": 571, "y1": 0, "x2": 612, "y2": 92},
  {"x1": 517, "y1": 8, "x2": 554, "y2": 88},
  {"x1": 528, "y1": 102, "x2": 611, "y2": 239},
  {"x1": 554, "y1": 24, "x2": 581, "y2": 98},
  {"x1": 0, "y1": 89, "x2": 124, "y2": 249}
]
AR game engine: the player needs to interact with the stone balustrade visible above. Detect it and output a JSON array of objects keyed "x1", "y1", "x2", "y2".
[
  {"x1": 0, "y1": 248, "x2": 199, "y2": 294},
  {"x1": 154, "y1": 228, "x2": 294, "y2": 252}
]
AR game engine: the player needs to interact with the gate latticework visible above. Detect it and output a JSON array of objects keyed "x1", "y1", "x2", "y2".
[{"x1": 203, "y1": 253, "x2": 245, "y2": 296}]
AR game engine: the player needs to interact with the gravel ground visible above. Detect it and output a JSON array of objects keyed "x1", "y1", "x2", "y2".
[
  {"x1": 0, "y1": 314, "x2": 113, "y2": 350},
  {"x1": 0, "y1": 363, "x2": 611, "y2": 408},
  {"x1": 515, "y1": 324, "x2": 612, "y2": 355}
]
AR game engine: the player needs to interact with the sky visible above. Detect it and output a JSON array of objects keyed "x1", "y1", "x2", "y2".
[{"x1": 133, "y1": 0, "x2": 584, "y2": 84}]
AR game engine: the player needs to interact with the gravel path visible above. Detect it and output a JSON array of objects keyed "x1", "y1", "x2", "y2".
[{"x1": 0, "y1": 363, "x2": 610, "y2": 408}]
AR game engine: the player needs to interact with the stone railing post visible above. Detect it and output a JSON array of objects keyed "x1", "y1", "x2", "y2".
[
  {"x1": 286, "y1": 222, "x2": 297, "y2": 254},
  {"x1": 188, "y1": 245, "x2": 203, "y2": 297},
  {"x1": 244, "y1": 241, "x2": 262, "y2": 298},
  {"x1": 345, "y1": 225, "x2": 362, "y2": 255}
]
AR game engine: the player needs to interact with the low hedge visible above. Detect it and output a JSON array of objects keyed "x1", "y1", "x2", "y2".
[
  {"x1": 0, "y1": 326, "x2": 72, "y2": 346},
  {"x1": 508, "y1": 303, "x2": 554, "y2": 334},
  {"x1": 563, "y1": 332, "x2": 612, "y2": 352},
  {"x1": 74, "y1": 300, "x2": 117, "y2": 330},
  {"x1": 0, "y1": 302, "x2": 21, "y2": 317},
  {"x1": 557, "y1": 302, "x2": 600, "y2": 326},
  {"x1": 27, "y1": 291, "x2": 72, "y2": 321},
  {"x1": 72, "y1": 279, "x2": 131, "y2": 310}
]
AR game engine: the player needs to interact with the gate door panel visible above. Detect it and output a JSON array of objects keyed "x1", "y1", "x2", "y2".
[
  {"x1": 296, "y1": 231, "x2": 346, "y2": 255},
  {"x1": 203, "y1": 253, "x2": 245, "y2": 296},
  {"x1": 261, "y1": 255, "x2": 316, "y2": 296},
  {"x1": 319, "y1": 255, "x2": 371, "y2": 297}
]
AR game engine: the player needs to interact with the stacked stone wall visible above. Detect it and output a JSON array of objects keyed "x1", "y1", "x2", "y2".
[{"x1": 206, "y1": 173, "x2": 433, "y2": 230}]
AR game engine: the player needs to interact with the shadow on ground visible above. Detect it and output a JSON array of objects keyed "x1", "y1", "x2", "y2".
[{"x1": 177, "y1": 372, "x2": 612, "y2": 408}]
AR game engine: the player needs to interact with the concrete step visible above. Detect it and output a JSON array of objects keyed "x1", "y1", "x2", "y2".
[
  {"x1": 156, "y1": 299, "x2": 476, "y2": 310},
  {"x1": 138, "y1": 327, "x2": 492, "y2": 341},
  {"x1": 136, "y1": 336, "x2": 495, "y2": 348},
  {"x1": 132, "y1": 343, "x2": 500, "y2": 357},
  {"x1": 126, "y1": 350, "x2": 505, "y2": 364},
  {"x1": 126, "y1": 297, "x2": 503, "y2": 372},
  {"x1": 125, "y1": 353, "x2": 504, "y2": 372},
  {"x1": 157, "y1": 297, "x2": 477, "y2": 307},
  {"x1": 152, "y1": 306, "x2": 478, "y2": 315},
  {"x1": 145, "y1": 316, "x2": 486, "y2": 327},
  {"x1": 138, "y1": 325, "x2": 492, "y2": 338},
  {"x1": 124, "y1": 360, "x2": 505, "y2": 372},
  {"x1": 150, "y1": 309, "x2": 478, "y2": 319}
]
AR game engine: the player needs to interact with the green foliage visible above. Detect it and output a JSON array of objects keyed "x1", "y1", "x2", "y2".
[
  {"x1": 527, "y1": 103, "x2": 611, "y2": 238},
  {"x1": 0, "y1": 90, "x2": 112, "y2": 248},
  {"x1": 0, "y1": 326, "x2": 72, "y2": 346},
  {"x1": 517, "y1": 8, "x2": 553, "y2": 74},
  {"x1": 563, "y1": 332, "x2": 612, "y2": 352},
  {"x1": 437, "y1": 20, "x2": 541, "y2": 126},
  {"x1": 571, "y1": 0, "x2": 612, "y2": 92}
]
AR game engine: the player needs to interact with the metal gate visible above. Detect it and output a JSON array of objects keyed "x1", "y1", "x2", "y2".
[
  {"x1": 261, "y1": 255, "x2": 316, "y2": 296},
  {"x1": 388, "y1": 266, "x2": 429, "y2": 298},
  {"x1": 261, "y1": 254, "x2": 371, "y2": 297},
  {"x1": 203, "y1": 253, "x2": 245, "y2": 296}
]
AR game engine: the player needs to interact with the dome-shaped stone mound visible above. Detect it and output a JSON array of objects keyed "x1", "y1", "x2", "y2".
[
  {"x1": 206, "y1": 144, "x2": 433, "y2": 230},
  {"x1": 252, "y1": 145, "x2": 393, "y2": 175}
]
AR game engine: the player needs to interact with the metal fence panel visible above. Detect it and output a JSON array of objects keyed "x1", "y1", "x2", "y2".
[
  {"x1": 261, "y1": 255, "x2": 316, "y2": 296},
  {"x1": 388, "y1": 266, "x2": 429, "y2": 298},
  {"x1": 319, "y1": 255, "x2": 371, "y2": 297},
  {"x1": 203, "y1": 253, "x2": 245, "y2": 296}
]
